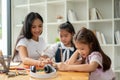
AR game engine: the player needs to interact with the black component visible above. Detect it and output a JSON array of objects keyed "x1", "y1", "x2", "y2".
[
  {"x1": 44, "y1": 64, "x2": 53, "y2": 73},
  {"x1": 30, "y1": 66, "x2": 36, "y2": 73}
]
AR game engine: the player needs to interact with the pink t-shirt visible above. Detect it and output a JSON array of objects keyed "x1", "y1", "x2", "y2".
[{"x1": 86, "y1": 52, "x2": 115, "y2": 80}]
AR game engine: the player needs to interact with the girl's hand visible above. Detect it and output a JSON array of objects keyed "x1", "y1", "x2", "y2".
[
  {"x1": 57, "y1": 62, "x2": 68, "y2": 71},
  {"x1": 38, "y1": 56, "x2": 53, "y2": 67},
  {"x1": 42, "y1": 58, "x2": 53, "y2": 64},
  {"x1": 39, "y1": 55, "x2": 49, "y2": 61},
  {"x1": 39, "y1": 55, "x2": 52, "y2": 63}
]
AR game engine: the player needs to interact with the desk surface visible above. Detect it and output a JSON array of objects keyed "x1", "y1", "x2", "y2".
[
  {"x1": 0, "y1": 64, "x2": 89, "y2": 80},
  {"x1": 0, "y1": 71, "x2": 89, "y2": 80}
]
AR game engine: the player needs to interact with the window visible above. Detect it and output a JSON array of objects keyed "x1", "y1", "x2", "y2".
[
  {"x1": 0, "y1": 0, "x2": 2, "y2": 49},
  {"x1": 0, "y1": 0, "x2": 11, "y2": 56}
]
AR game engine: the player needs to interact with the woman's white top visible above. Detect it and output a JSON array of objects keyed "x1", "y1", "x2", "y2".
[{"x1": 14, "y1": 36, "x2": 46, "y2": 61}]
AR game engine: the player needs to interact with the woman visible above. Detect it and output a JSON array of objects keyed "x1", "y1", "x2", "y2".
[{"x1": 12, "y1": 12, "x2": 48, "y2": 67}]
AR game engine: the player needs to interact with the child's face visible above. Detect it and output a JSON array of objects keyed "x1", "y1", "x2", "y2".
[
  {"x1": 74, "y1": 42, "x2": 90, "y2": 58},
  {"x1": 31, "y1": 18, "x2": 43, "y2": 40},
  {"x1": 59, "y1": 29, "x2": 73, "y2": 46}
]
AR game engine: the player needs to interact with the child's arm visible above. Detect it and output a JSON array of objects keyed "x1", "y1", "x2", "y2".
[
  {"x1": 42, "y1": 44, "x2": 58, "y2": 58},
  {"x1": 66, "y1": 50, "x2": 82, "y2": 64},
  {"x1": 57, "y1": 61, "x2": 99, "y2": 72}
]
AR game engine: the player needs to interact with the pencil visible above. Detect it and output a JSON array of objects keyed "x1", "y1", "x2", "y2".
[{"x1": 10, "y1": 67, "x2": 25, "y2": 70}]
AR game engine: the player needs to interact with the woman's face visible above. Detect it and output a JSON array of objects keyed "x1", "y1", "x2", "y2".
[
  {"x1": 31, "y1": 18, "x2": 43, "y2": 40},
  {"x1": 74, "y1": 41, "x2": 90, "y2": 58},
  {"x1": 59, "y1": 29, "x2": 73, "y2": 47}
]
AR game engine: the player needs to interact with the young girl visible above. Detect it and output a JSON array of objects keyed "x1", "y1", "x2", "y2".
[
  {"x1": 42, "y1": 21, "x2": 76, "y2": 62},
  {"x1": 57, "y1": 27, "x2": 115, "y2": 80},
  {"x1": 12, "y1": 12, "x2": 49, "y2": 67}
]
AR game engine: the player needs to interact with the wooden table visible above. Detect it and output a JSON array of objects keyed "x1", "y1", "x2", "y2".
[
  {"x1": 0, "y1": 71, "x2": 89, "y2": 80},
  {"x1": 0, "y1": 64, "x2": 89, "y2": 80}
]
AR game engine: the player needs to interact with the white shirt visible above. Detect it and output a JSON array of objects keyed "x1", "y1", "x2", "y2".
[
  {"x1": 14, "y1": 36, "x2": 46, "y2": 61},
  {"x1": 43, "y1": 42, "x2": 75, "y2": 61}
]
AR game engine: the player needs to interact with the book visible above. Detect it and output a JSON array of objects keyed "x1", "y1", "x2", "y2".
[
  {"x1": 95, "y1": 31, "x2": 106, "y2": 44},
  {"x1": 89, "y1": 8, "x2": 97, "y2": 20},
  {"x1": 89, "y1": 8, "x2": 103, "y2": 20},
  {"x1": 96, "y1": 8, "x2": 103, "y2": 19},
  {"x1": 96, "y1": 31, "x2": 103, "y2": 44},
  {"x1": 115, "y1": 30, "x2": 120, "y2": 44},
  {"x1": 67, "y1": 9, "x2": 77, "y2": 21},
  {"x1": 101, "y1": 32, "x2": 106, "y2": 44},
  {"x1": 114, "y1": 0, "x2": 120, "y2": 18}
]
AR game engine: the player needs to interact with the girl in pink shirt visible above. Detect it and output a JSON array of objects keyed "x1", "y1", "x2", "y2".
[{"x1": 57, "y1": 27, "x2": 115, "y2": 80}]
